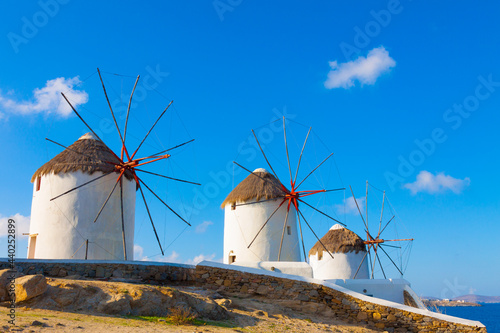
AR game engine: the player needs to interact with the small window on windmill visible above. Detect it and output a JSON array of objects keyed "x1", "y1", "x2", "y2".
[
  {"x1": 229, "y1": 251, "x2": 236, "y2": 264},
  {"x1": 36, "y1": 177, "x2": 41, "y2": 191},
  {"x1": 231, "y1": 203, "x2": 236, "y2": 210},
  {"x1": 287, "y1": 226, "x2": 291, "y2": 235}
]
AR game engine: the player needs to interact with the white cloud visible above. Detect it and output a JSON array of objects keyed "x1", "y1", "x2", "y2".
[
  {"x1": 404, "y1": 171, "x2": 470, "y2": 195},
  {"x1": 165, "y1": 251, "x2": 181, "y2": 262},
  {"x1": 195, "y1": 221, "x2": 213, "y2": 234},
  {"x1": 335, "y1": 196, "x2": 365, "y2": 215},
  {"x1": 324, "y1": 46, "x2": 396, "y2": 89},
  {"x1": 136, "y1": 249, "x2": 181, "y2": 263},
  {"x1": 185, "y1": 253, "x2": 216, "y2": 265},
  {"x1": 133, "y1": 244, "x2": 144, "y2": 259},
  {"x1": 0, "y1": 77, "x2": 88, "y2": 118},
  {"x1": 133, "y1": 246, "x2": 217, "y2": 266},
  {"x1": 0, "y1": 213, "x2": 30, "y2": 237}
]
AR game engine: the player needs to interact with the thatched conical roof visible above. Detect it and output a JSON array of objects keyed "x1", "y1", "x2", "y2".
[
  {"x1": 221, "y1": 168, "x2": 288, "y2": 208},
  {"x1": 31, "y1": 133, "x2": 133, "y2": 182},
  {"x1": 309, "y1": 224, "x2": 366, "y2": 258}
]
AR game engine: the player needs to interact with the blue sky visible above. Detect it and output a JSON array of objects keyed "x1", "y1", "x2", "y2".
[{"x1": 1, "y1": 1, "x2": 499, "y2": 298}]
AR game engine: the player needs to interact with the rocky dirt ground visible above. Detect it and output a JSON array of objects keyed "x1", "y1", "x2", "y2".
[{"x1": 0, "y1": 276, "x2": 380, "y2": 333}]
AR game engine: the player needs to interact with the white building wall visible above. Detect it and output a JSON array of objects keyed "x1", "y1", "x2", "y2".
[
  {"x1": 309, "y1": 250, "x2": 369, "y2": 280},
  {"x1": 223, "y1": 198, "x2": 301, "y2": 264},
  {"x1": 29, "y1": 170, "x2": 136, "y2": 260},
  {"x1": 230, "y1": 261, "x2": 313, "y2": 277},
  {"x1": 328, "y1": 279, "x2": 413, "y2": 306}
]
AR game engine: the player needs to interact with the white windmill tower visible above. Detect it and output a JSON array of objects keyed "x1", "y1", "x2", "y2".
[
  {"x1": 27, "y1": 68, "x2": 198, "y2": 260},
  {"x1": 308, "y1": 224, "x2": 369, "y2": 280},
  {"x1": 221, "y1": 168, "x2": 301, "y2": 264}
]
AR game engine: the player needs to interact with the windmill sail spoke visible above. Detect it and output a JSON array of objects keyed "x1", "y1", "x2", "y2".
[
  {"x1": 61, "y1": 93, "x2": 103, "y2": 144},
  {"x1": 283, "y1": 117, "x2": 293, "y2": 182},
  {"x1": 353, "y1": 251, "x2": 368, "y2": 279},
  {"x1": 367, "y1": 249, "x2": 373, "y2": 279},
  {"x1": 371, "y1": 244, "x2": 378, "y2": 279},
  {"x1": 294, "y1": 127, "x2": 311, "y2": 185},
  {"x1": 233, "y1": 162, "x2": 286, "y2": 193},
  {"x1": 378, "y1": 190, "x2": 386, "y2": 237},
  {"x1": 119, "y1": 178, "x2": 127, "y2": 260},
  {"x1": 123, "y1": 74, "x2": 140, "y2": 157},
  {"x1": 295, "y1": 153, "x2": 333, "y2": 190},
  {"x1": 93, "y1": 170, "x2": 124, "y2": 223},
  {"x1": 366, "y1": 181, "x2": 369, "y2": 230},
  {"x1": 296, "y1": 209, "x2": 307, "y2": 262},
  {"x1": 380, "y1": 215, "x2": 395, "y2": 235},
  {"x1": 131, "y1": 100, "x2": 173, "y2": 160},
  {"x1": 135, "y1": 169, "x2": 201, "y2": 185},
  {"x1": 296, "y1": 188, "x2": 344, "y2": 198},
  {"x1": 376, "y1": 250, "x2": 387, "y2": 279},
  {"x1": 138, "y1": 178, "x2": 191, "y2": 226},
  {"x1": 297, "y1": 199, "x2": 345, "y2": 226},
  {"x1": 277, "y1": 206, "x2": 290, "y2": 261},
  {"x1": 45, "y1": 138, "x2": 117, "y2": 164},
  {"x1": 137, "y1": 182, "x2": 164, "y2": 255},
  {"x1": 379, "y1": 244, "x2": 404, "y2": 276},
  {"x1": 97, "y1": 68, "x2": 127, "y2": 159},
  {"x1": 152, "y1": 139, "x2": 195, "y2": 156},
  {"x1": 61, "y1": 92, "x2": 123, "y2": 163},
  {"x1": 297, "y1": 208, "x2": 334, "y2": 260},
  {"x1": 50, "y1": 171, "x2": 114, "y2": 201},
  {"x1": 323, "y1": 188, "x2": 346, "y2": 193},
  {"x1": 381, "y1": 243, "x2": 401, "y2": 249},
  {"x1": 247, "y1": 200, "x2": 285, "y2": 248},
  {"x1": 349, "y1": 185, "x2": 368, "y2": 231},
  {"x1": 251, "y1": 129, "x2": 281, "y2": 183}
]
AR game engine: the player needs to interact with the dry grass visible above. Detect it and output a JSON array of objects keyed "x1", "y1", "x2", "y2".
[
  {"x1": 168, "y1": 306, "x2": 197, "y2": 325},
  {"x1": 404, "y1": 290, "x2": 419, "y2": 308}
]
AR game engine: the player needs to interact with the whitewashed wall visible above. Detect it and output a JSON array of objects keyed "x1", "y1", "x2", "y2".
[
  {"x1": 223, "y1": 198, "x2": 301, "y2": 264},
  {"x1": 29, "y1": 170, "x2": 136, "y2": 260},
  {"x1": 328, "y1": 278, "x2": 417, "y2": 306},
  {"x1": 229, "y1": 261, "x2": 313, "y2": 277}
]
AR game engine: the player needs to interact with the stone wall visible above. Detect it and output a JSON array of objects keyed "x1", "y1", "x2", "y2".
[
  {"x1": 195, "y1": 264, "x2": 486, "y2": 333},
  {"x1": 0, "y1": 259, "x2": 195, "y2": 284},
  {"x1": 0, "y1": 259, "x2": 486, "y2": 332}
]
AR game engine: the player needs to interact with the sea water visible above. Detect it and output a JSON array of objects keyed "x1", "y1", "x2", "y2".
[{"x1": 436, "y1": 303, "x2": 500, "y2": 333}]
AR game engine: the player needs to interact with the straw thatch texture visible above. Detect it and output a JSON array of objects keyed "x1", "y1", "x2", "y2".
[
  {"x1": 309, "y1": 226, "x2": 366, "y2": 258},
  {"x1": 221, "y1": 170, "x2": 288, "y2": 208},
  {"x1": 31, "y1": 135, "x2": 133, "y2": 182}
]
